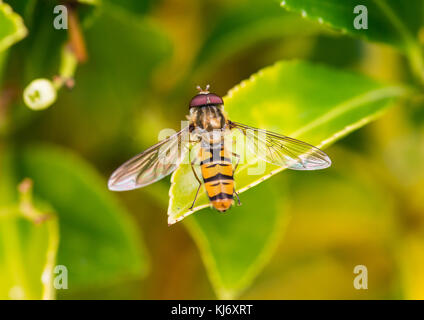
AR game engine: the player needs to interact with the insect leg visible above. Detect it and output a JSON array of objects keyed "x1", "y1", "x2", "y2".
[
  {"x1": 233, "y1": 189, "x2": 241, "y2": 206},
  {"x1": 232, "y1": 152, "x2": 240, "y2": 175},
  {"x1": 232, "y1": 152, "x2": 242, "y2": 206},
  {"x1": 189, "y1": 148, "x2": 202, "y2": 210}
]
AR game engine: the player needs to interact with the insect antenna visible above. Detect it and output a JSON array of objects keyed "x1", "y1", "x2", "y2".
[{"x1": 196, "y1": 84, "x2": 210, "y2": 94}]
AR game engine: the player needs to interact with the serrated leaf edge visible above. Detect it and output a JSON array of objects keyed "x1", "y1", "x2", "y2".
[{"x1": 168, "y1": 60, "x2": 408, "y2": 223}]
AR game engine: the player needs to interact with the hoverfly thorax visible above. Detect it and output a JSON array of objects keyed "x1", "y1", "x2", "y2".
[{"x1": 189, "y1": 85, "x2": 226, "y2": 131}]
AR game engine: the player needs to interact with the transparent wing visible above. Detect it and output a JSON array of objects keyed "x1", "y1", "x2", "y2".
[
  {"x1": 108, "y1": 126, "x2": 190, "y2": 191},
  {"x1": 229, "y1": 121, "x2": 331, "y2": 170}
]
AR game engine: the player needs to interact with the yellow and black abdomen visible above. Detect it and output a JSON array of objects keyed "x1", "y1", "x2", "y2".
[{"x1": 199, "y1": 142, "x2": 234, "y2": 212}]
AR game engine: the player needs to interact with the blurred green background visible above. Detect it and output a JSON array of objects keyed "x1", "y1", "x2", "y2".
[{"x1": 0, "y1": 0, "x2": 424, "y2": 299}]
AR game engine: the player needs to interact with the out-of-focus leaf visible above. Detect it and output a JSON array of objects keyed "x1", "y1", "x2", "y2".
[
  {"x1": 168, "y1": 60, "x2": 406, "y2": 298},
  {"x1": 78, "y1": 0, "x2": 99, "y2": 5},
  {"x1": 0, "y1": 50, "x2": 6, "y2": 76},
  {"x1": 0, "y1": 1, "x2": 27, "y2": 52},
  {"x1": 11, "y1": 0, "x2": 91, "y2": 82},
  {"x1": 0, "y1": 213, "x2": 58, "y2": 299},
  {"x1": 400, "y1": 234, "x2": 424, "y2": 299},
  {"x1": 42, "y1": 10, "x2": 172, "y2": 158},
  {"x1": 15, "y1": 0, "x2": 65, "y2": 81},
  {"x1": 193, "y1": 1, "x2": 320, "y2": 73},
  {"x1": 0, "y1": 150, "x2": 58, "y2": 300},
  {"x1": 16, "y1": 145, "x2": 148, "y2": 291},
  {"x1": 169, "y1": 60, "x2": 407, "y2": 223},
  {"x1": 242, "y1": 147, "x2": 399, "y2": 299},
  {"x1": 102, "y1": 0, "x2": 157, "y2": 15},
  {"x1": 279, "y1": 0, "x2": 423, "y2": 51},
  {"x1": 279, "y1": 0, "x2": 424, "y2": 82},
  {"x1": 185, "y1": 177, "x2": 289, "y2": 299}
]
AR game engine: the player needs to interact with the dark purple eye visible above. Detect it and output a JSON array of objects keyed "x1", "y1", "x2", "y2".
[{"x1": 189, "y1": 93, "x2": 224, "y2": 109}]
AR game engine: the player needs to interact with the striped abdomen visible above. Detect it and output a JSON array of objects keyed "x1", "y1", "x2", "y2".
[{"x1": 199, "y1": 141, "x2": 234, "y2": 212}]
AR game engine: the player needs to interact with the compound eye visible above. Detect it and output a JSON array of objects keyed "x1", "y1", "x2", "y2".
[
  {"x1": 189, "y1": 93, "x2": 223, "y2": 109},
  {"x1": 189, "y1": 94, "x2": 208, "y2": 108}
]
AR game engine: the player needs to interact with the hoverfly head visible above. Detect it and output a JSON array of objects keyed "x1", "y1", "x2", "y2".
[{"x1": 189, "y1": 85, "x2": 223, "y2": 109}]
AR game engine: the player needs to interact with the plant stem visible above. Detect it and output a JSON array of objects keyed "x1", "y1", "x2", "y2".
[
  {"x1": 53, "y1": 45, "x2": 78, "y2": 90},
  {"x1": 41, "y1": 217, "x2": 59, "y2": 300},
  {"x1": 17, "y1": 178, "x2": 60, "y2": 300},
  {"x1": 67, "y1": 4, "x2": 87, "y2": 63}
]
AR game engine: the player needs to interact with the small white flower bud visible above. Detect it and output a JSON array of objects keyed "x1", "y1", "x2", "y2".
[{"x1": 23, "y1": 78, "x2": 57, "y2": 110}]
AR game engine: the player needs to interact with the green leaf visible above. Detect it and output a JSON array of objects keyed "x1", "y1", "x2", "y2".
[
  {"x1": 279, "y1": 0, "x2": 423, "y2": 51},
  {"x1": 241, "y1": 148, "x2": 400, "y2": 299},
  {"x1": 11, "y1": 0, "x2": 68, "y2": 86},
  {"x1": 0, "y1": 150, "x2": 58, "y2": 300},
  {"x1": 0, "y1": 213, "x2": 59, "y2": 299},
  {"x1": 78, "y1": 0, "x2": 99, "y2": 5},
  {"x1": 279, "y1": 0, "x2": 424, "y2": 83},
  {"x1": 169, "y1": 60, "x2": 406, "y2": 223},
  {"x1": 16, "y1": 145, "x2": 148, "y2": 291},
  {"x1": 102, "y1": 0, "x2": 157, "y2": 16},
  {"x1": 46, "y1": 10, "x2": 172, "y2": 155},
  {"x1": 193, "y1": 0, "x2": 320, "y2": 73},
  {"x1": 0, "y1": 1, "x2": 27, "y2": 52},
  {"x1": 169, "y1": 60, "x2": 406, "y2": 297},
  {"x1": 185, "y1": 177, "x2": 290, "y2": 299}
]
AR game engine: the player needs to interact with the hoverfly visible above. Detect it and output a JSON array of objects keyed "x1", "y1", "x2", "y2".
[{"x1": 108, "y1": 85, "x2": 331, "y2": 215}]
